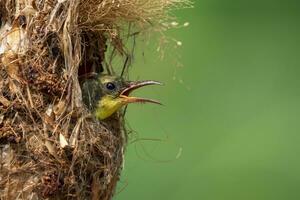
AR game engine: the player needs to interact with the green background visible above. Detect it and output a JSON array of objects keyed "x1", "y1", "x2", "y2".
[{"x1": 115, "y1": 1, "x2": 300, "y2": 199}]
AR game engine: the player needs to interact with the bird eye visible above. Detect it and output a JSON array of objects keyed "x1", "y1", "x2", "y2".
[{"x1": 106, "y1": 82, "x2": 116, "y2": 90}]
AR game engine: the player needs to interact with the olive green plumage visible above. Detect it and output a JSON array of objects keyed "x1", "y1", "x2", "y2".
[{"x1": 81, "y1": 75, "x2": 162, "y2": 120}]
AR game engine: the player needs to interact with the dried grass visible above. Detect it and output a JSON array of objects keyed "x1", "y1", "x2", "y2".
[{"x1": 0, "y1": 0, "x2": 191, "y2": 199}]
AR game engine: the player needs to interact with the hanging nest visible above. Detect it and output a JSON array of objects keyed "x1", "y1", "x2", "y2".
[{"x1": 0, "y1": 0, "x2": 191, "y2": 199}]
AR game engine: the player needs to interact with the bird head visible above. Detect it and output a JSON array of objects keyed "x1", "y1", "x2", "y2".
[{"x1": 83, "y1": 75, "x2": 162, "y2": 120}]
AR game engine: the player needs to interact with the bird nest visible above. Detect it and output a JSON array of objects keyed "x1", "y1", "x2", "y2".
[{"x1": 0, "y1": 0, "x2": 190, "y2": 199}]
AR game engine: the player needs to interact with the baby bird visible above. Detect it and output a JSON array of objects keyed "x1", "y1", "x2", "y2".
[{"x1": 81, "y1": 75, "x2": 162, "y2": 120}]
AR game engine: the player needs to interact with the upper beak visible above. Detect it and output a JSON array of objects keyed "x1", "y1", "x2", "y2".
[{"x1": 119, "y1": 80, "x2": 162, "y2": 105}]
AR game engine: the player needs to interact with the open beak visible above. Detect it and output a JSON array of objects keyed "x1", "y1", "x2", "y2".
[{"x1": 119, "y1": 80, "x2": 162, "y2": 105}]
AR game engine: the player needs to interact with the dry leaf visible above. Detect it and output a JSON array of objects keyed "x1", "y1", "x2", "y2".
[
  {"x1": 1, "y1": 51, "x2": 24, "y2": 83},
  {"x1": 0, "y1": 27, "x2": 28, "y2": 54},
  {"x1": 8, "y1": 79, "x2": 20, "y2": 94},
  {"x1": 59, "y1": 133, "x2": 69, "y2": 148},
  {"x1": 53, "y1": 100, "x2": 66, "y2": 117},
  {"x1": 0, "y1": 96, "x2": 11, "y2": 107},
  {"x1": 45, "y1": 140, "x2": 58, "y2": 158}
]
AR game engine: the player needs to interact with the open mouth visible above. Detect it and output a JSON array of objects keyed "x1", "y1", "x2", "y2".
[{"x1": 119, "y1": 80, "x2": 162, "y2": 104}]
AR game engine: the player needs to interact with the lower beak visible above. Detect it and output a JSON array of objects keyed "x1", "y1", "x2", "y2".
[{"x1": 119, "y1": 80, "x2": 162, "y2": 105}]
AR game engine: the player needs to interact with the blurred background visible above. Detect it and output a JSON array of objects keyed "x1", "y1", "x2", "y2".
[{"x1": 115, "y1": 1, "x2": 300, "y2": 199}]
